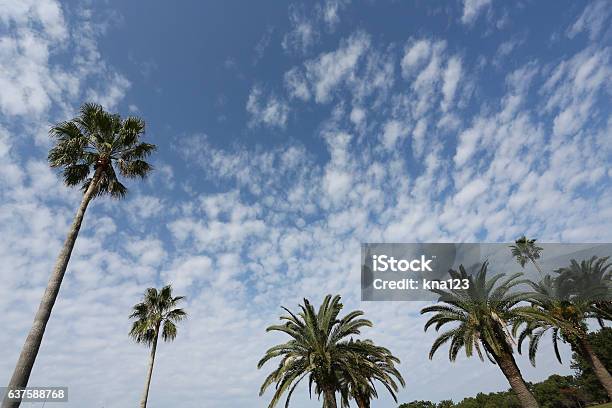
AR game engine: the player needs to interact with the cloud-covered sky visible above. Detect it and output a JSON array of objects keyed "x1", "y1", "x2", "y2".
[{"x1": 1, "y1": 0, "x2": 611, "y2": 407}]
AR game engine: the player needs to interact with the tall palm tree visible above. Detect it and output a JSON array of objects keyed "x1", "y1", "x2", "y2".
[
  {"x1": 3, "y1": 103, "x2": 155, "y2": 408},
  {"x1": 510, "y1": 236, "x2": 544, "y2": 277},
  {"x1": 338, "y1": 340, "x2": 405, "y2": 408},
  {"x1": 421, "y1": 262, "x2": 539, "y2": 408},
  {"x1": 258, "y1": 294, "x2": 389, "y2": 408},
  {"x1": 129, "y1": 285, "x2": 187, "y2": 408},
  {"x1": 513, "y1": 257, "x2": 612, "y2": 399}
]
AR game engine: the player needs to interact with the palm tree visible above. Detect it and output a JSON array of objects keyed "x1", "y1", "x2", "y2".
[
  {"x1": 339, "y1": 340, "x2": 405, "y2": 408},
  {"x1": 3, "y1": 103, "x2": 155, "y2": 408},
  {"x1": 258, "y1": 294, "x2": 394, "y2": 408},
  {"x1": 129, "y1": 285, "x2": 187, "y2": 408},
  {"x1": 421, "y1": 262, "x2": 539, "y2": 408},
  {"x1": 555, "y1": 256, "x2": 612, "y2": 325},
  {"x1": 510, "y1": 236, "x2": 544, "y2": 277},
  {"x1": 513, "y1": 257, "x2": 612, "y2": 399}
]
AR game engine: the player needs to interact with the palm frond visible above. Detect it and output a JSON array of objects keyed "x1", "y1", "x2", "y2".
[
  {"x1": 259, "y1": 294, "x2": 403, "y2": 407},
  {"x1": 129, "y1": 285, "x2": 186, "y2": 347},
  {"x1": 47, "y1": 103, "x2": 156, "y2": 198}
]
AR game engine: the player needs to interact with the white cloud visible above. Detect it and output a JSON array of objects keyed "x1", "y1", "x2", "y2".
[
  {"x1": 0, "y1": 1, "x2": 67, "y2": 117},
  {"x1": 541, "y1": 46, "x2": 610, "y2": 139},
  {"x1": 85, "y1": 72, "x2": 131, "y2": 111},
  {"x1": 349, "y1": 106, "x2": 365, "y2": 126},
  {"x1": 126, "y1": 195, "x2": 164, "y2": 219},
  {"x1": 401, "y1": 39, "x2": 431, "y2": 77},
  {"x1": 381, "y1": 119, "x2": 407, "y2": 149},
  {"x1": 2, "y1": 3, "x2": 612, "y2": 408},
  {"x1": 253, "y1": 26, "x2": 274, "y2": 65},
  {"x1": 400, "y1": 39, "x2": 453, "y2": 120},
  {"x1": 303, "y1": 31, "x2": 370, "y2": 103},
  {"x1": 412, "y1": 118, "x2": 428, "y2": 158},
  {"x1": 126, "y1": 238, "x2": 165, "y2": 267},
  {"x1": 282, "y1": 0, "x2": 352, "y2": 56},
  {"x1": 282, "y1": 5, "x2": 318, "y2": 55},
  {"x1": 454, "y1": 178, "x2": 487, "y2": 206},
  {"x1": 441, "y1": 56, "x2": 462, "y2": 111},
  {"x1": 454, "y1": 126, "x2": 481, "y2": 167},
  {"x1": 461, "y1": 0, "x2": 491, "y2": 25},
  {"x1": 246, "y1": 85, "x2": 289, "y2": 128},
  {"x1": 566, "y1": 0, "x2": 611, "y2": 41},
  {"x1": 323, "y1": 168, "x2": 352, "y2": 201},
  {"x1": 319, "y1": 0, "x2": 351, "y2": 29},
  {"x1": 284, "y1": 31, "x2": 393, "y2": 116},
  {"x1": 491, "y1": 34, "x2": 528, "y2": 68},
  {"x1": 0, "y1": 1, "x2": 129, "y2": 120},
  {"x1": 284, "y1": 67, "x2": 311, "y2": 101},
  {"x1": 321, "y1": 131, "x2": 354, "y2": 204},
  {"x1": 163, "y1": 255, "x2": 213, "y2": 292}
]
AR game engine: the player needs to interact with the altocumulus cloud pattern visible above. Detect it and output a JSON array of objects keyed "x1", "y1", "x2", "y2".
[{"x1": 0, "y1": 0, "x2": 610, "y2": 407}]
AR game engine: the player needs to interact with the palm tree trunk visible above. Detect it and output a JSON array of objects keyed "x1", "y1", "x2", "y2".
[
  {"x1": 576, "y1": 337, "x2": 612, "y2": 399},
  {"x1": 140, "y1": 327, "x2": 160, "y2": 408},
  {"x1": 493, "y1": 352, "x2": 539, "y2": 408},
  {"x1": 323, "y1": 388, "x2": 337, "y2": 408},
  {"x1": 2, "y1": 172, "x2": 100, "y2": 408},
  {"x1": 528, "y1": 256, "x2": 544, "y2": 278}
]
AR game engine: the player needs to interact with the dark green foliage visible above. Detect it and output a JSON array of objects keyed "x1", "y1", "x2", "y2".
[
  {"x1": 129, "y1": 285, "x2": 187, "y2": 345},
  {"x1": 512, "y1": 256, "x2": 612, "y2": 366},
  {"x1": 510, "y1": 237, "x2": 543, "y2": 270},
  {"x1": 339, "y1": 339, "x2": 406, "y2": 407},
  {"x1": 397, "y1": 329, "x2": 612, "y2": 408},
  {"x1": 398, "y1": 401, "x2": 437, "y2": 408},
  {"x1": 571, "y1": 328, "x2": 612, "y2": 404},
  {"x1": 455, "y1": 391, "x2": 520, "y2": 408},
  {"x1": 48, "y1": 103, "x2": 156, "y2": 198},
  {"x1": 555, "y1": 256, "x2": 612, "y2": 327},
  {"x1": 258, "y1": 294, "x2": 404, "y2": 408},
  {"x1": 421, "y1": 262, "x2": 530, "y2": 362},
  {"x1": 532, "y1": 375, "x2": 585, "y2": 408}
]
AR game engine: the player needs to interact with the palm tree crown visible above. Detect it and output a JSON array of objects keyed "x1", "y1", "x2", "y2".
[
  {"x1": 510, "y1": 236, "x2": 544, "y2": 271},
  {"x1": 513, "y1": 257, "x2": 612, "y2": 365},
  {"x1": 338, "y1": 339, "x2": 405, "y2": 408},
  {"x1": 555, "y1": 256, "x2": 612, "y2": 324},
  {"x1": 512, "y1": 256, "x2": 612, "y2": 399},
  {"x1": 421, "y1": 262, "x2": 529, "y2": 362},
  {"x1": 258, "y1": 294, "x2": 399, "y2": 408},
  {"x1": 48, "y1": 102, "x2": 156, "y2": 198},
  {"x1": 129, "y1": 285, "x2": 187, "y2": 345}
]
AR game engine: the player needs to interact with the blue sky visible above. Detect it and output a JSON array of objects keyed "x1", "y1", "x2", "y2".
[{"x1": 0, "y1": 0, "x2": 611, "y2": 407}]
